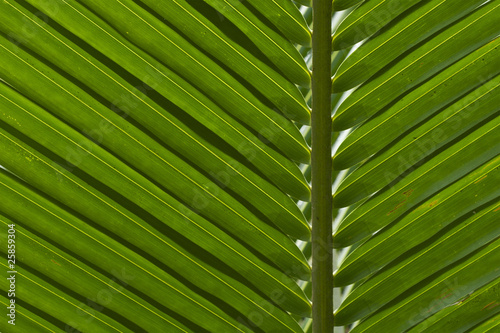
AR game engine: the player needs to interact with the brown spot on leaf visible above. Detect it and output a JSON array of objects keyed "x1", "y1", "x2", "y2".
[
  {"x1": 387, "y1": 189, "x2": 414, "y2": 215},
  {"x1": 482, "y1": 301, "x2": 500, "y2": 311},
  {"x1": 475, "y1": 175, "x2": 488, "y2": 184}
]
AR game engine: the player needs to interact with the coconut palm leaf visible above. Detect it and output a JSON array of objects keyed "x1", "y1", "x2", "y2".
[
  {"x1": 0, "y1": 0, "x2": 498, "y2": 332},
  {"x1": 0, "y1": 0, "x2": 312, "y2": 331},
  {"x1": 332, "y1": 0, "x2": 500, "y2": 332}
]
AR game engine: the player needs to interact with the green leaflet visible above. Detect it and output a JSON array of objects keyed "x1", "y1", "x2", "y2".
[
  {"x1": 334, "y1": 119, "x2": 500, "y2": 248},
  {"x1": 334, "y1": 73, "x2": 500, "y2": 206},
  {"x1": 0, "y1": 81, "x2": 310, "y2": 281},
  {"x1": 331, "y1": 0, "x2": 500, "y2": 331},
  {"x1": 0, "y1": 0, "x2": 317, "y2": 329},
  {"x1": 0, "y1": 262, "x2": 136, "y2": 333},
  {"x1": 0, "y1": 215, "x2": 306, "y2": 332},
  {"x1": 333, "y1": 0, "x2": 427, "y2": 50},
  {"x1": 336, "y1": 157, "x2": 500, "y2": 285},
  {"x1": 0, "y1": 171, "x2": 245, "y2": 332},
  {"x1": 407, "y1": 277, "x2": 500, "y2": 332},
  {"x1": 295, "y1": 0, "x2": 311, "y2": 8},
  {"x1": 336, "y1": 198, "x2": 500, "y2": 323},
  {"x1": 0, "y1": 122, "x2": 311, "y2": 318},
  {"x1": 244, "y1": 0, "x2": 311, "y2": 45},
  {"x1": 0, "y1": 294, "x2": 62, "y2": 332},
  {"x1": 333, "y1": 1, "x2": 500, "y2": 129},
  {"x1": 466, "y1": 313, "x2": 500, "y2": 333},
  {"x1": 0, "y1": 0, "x2": 310, "y2": 240},
  {"x1": 334, "y1": 38, "x2": 500, "y2": 170},
  {"x1": 0, "y1": 31, "x2": 312, "y2": 280},
  {"x1": 333, "y1": 0, "x2": 363, "y2": 12},
  {"x1": 76, "y1": 0, "x2": 310, "y2": 154},
  {"x1": 347, "y1": 237, "x2": 500, "y2": 331},
  {"x1": 138, "y1": 0, "x2": 311, "y2": 123},
  {"x1": 21, "y1": 0, "x2": 311, "y2": 199},
  {"x1": 202, "y1": 0, "x2": 311, "y2": 87},
  {"x1": 0, "y1": 53, "x2": 311, "y2": 281},
  {"x1": 332, "y1": 0, "x2": 489, "y2": 94}
]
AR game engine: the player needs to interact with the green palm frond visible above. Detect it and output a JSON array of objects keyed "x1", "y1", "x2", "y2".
[
  {"x1": 332, "y1": 0, "x2": 500, "y2": 332},
  {"x1": 0, "y1": 0, "x2": 498, "y2": 332}
]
